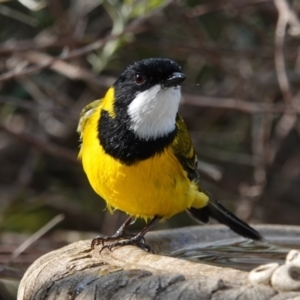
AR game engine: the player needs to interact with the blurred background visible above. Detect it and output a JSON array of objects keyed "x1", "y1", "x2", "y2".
[{"x1": 1, "y1": 0, "x2": 300, "y2": 298}]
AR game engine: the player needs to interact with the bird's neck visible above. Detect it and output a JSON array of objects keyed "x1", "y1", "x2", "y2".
[
  {"x1": 127, "y1": 85, "x2": 181, "y2": 141},
  {"x1": 98, "y1": 111, "x2": 177, "y2": 165}
]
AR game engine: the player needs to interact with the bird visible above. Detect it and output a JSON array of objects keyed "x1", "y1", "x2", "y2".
[{"x1": 77, "y1": 58, "x2": 263, "y2": 252}]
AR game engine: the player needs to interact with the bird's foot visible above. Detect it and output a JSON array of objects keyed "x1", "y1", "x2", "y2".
[
  {"x1": 91, "y1": 232, "x2": 145, "y2": 248},
  {"x1": 91, "y1": 216, "x2": 160, "y2": 253},
  {"x1": 92, "y1": 234, "x2": 152, "y2": 253}
]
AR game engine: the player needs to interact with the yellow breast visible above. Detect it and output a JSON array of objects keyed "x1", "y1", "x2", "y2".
[{"x1": 79, "y1": 104, "x2": 208, "y2": 219}]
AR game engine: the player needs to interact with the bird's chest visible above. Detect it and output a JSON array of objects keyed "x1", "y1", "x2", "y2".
[
  {"x1": 83, "y1": 139, "x2": 194, "y2": 218},
  {"x1": 80, "y1": 110, "x2": 202, "y2": 218}
]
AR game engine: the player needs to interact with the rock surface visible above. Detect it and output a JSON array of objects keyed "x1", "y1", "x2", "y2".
[{"x1": 18, "y1": 225, "x2": 300, "y2": 299}]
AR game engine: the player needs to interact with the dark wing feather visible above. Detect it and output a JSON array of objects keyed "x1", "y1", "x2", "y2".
[
  {"x1": 172, "y1": 115, "x2": 199, "y2": 182},
  {"x1": 172, "y1": 115, "x2": 263, "y2": 240}
]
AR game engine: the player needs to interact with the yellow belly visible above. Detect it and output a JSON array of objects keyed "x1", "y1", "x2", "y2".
[{"x1": 79, "y1": 108, "x2": 208, "y2": 219}]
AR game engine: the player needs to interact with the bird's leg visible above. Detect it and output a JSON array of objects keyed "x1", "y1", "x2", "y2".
[
  {"x1": 99, "y1": 216, "x2": 161, "y2": 253},
  {"x1": 91, "y1": 216, "x2": 135, "y2": 249}
]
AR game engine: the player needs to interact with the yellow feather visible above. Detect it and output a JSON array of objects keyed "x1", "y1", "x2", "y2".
[
  {"x1": 78, "y1": 88, "x2": 209, "y2": 220},
  {"x1": 77, "y1": 59, "x2": 263, "y2": 245},
  {"x1": 101, "y1": 87, "x2": 116, "y2": 118}
]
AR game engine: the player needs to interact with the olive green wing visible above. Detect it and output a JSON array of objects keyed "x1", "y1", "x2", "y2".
[
  {"x1": 172, "y1": 114, "x2": 200, "y2": 183},
  {"x1": 172, "y1": 114, "x2": 263, "y2": 240},
  {"x1": 77, "y1": 99, "x2": 102, "y2": 140}
]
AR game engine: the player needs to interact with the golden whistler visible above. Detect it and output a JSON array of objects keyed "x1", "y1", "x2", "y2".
[{"x1": 78, "y1": 58, "x2": 262, "y2": 252}]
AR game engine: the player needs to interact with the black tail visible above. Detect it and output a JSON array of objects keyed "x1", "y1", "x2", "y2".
[{"x1": 187, "y1": 198, "x2": 263, "y2": 240}]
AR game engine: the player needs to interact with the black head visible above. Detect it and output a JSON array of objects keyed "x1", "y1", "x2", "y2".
[
  {"x1": 98, "y1": 58, "x2": 186, "y2": 163},
  {"x1": 113, "y1": 58, "x2": 186, "y2": 106}
]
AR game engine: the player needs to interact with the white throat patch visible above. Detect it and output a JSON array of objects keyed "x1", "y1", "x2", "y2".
[{"x1": 127, "y1": 84, "x2": 181, "y2": 140}]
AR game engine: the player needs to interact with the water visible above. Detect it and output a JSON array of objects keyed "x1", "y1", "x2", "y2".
[{"x1": 171, "y1": 236, "x2": 300, "y2": 271}]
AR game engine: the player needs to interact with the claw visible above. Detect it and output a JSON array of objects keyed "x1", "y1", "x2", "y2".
[
  {"x1": 94, "y1": 235, "x2": 153, "y2": 253},
  {"x1": 100, "y1": 236, "x2": 153, "y2": 253},
  {"x1": 90, "y1": 231, "x2": 146, "y2": 251},
  {"x1": 91, "y1": 216, "x2": 160, "y2": 253},
  {"x1": 91, "y1": 236, "x2": 104, "y2": 249}
]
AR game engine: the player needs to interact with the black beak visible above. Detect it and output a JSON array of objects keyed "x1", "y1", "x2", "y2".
[{"x1": 163, "y1": 72, "x2": 186, "y2": 88}]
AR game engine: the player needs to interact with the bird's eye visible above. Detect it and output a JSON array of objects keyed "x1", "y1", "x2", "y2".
[{"x1": 134, "y1": 73, "x2": 146, "y2": 85}]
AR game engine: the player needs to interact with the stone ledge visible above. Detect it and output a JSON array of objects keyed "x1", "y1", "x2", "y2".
[{"x1": 17, "y1": 225, "x2": 300, "y2": 300}]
